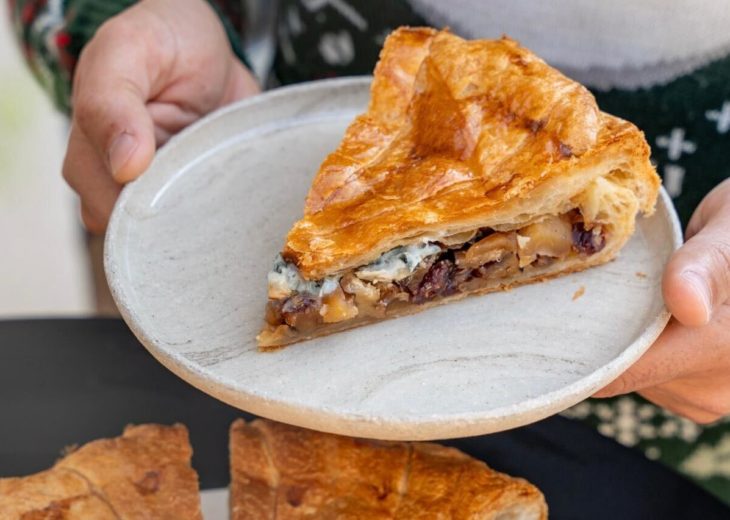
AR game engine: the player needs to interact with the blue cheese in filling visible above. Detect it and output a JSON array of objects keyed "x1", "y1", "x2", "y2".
[
  {"x1": 267, "y1": 255, "x2": 340, "y2": 299},
  {"x1": 355, "y1": 242, "x2": 442, "y2": 283},
  {"x1": 267, "y1": 242, "x2": 443, "y2": 299}
]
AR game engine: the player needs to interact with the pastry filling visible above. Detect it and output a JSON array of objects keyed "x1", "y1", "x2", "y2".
[{"x1": 263, "y1": 210, "x2": 605, "y2": 340}]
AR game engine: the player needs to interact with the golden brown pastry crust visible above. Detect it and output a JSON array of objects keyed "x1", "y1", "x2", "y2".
[
  {"x1": 0, "y1": 424, "x2": 203, "y2": 520},
  {"x1": 283, "y1": 28, "x2": 659, "y2": 280},
  {"x1": 229, "y1": 418, "x2": 548, "y2": 519},
  {"x1": 0, "y1": 468, "x2": 118, "y2": 520}
]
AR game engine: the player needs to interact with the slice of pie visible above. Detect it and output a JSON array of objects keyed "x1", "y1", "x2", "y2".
[
  {"x1": 0, "y1": 424, "x2": 203, "y2": 520},
  {"x1": 258, "y1": 27, "x2": 660, "y2": 348},
  {"x1": 229, "y1": 418, "x2": 548, "y2": 519}
]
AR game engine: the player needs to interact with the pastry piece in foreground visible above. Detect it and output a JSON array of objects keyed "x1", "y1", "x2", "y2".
[
  {"x1": 229, "y1": 418, "x2": 547, "y2": 519},
  {"x1": 0, "y1": 424, "x2": 202, "y2": 520},
  {"x1": 258, "y1": 27, "x2": 660, "y2": 348}
]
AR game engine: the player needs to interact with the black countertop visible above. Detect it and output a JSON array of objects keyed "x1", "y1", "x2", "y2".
[{"x1": 0, "y1": 318, "x2": 727, "y2": 519}]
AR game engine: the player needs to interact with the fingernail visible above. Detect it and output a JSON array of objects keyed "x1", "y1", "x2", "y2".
[
  {"x1": 108, "y1": 133, "x2": 137, "y2": 178},
  {"x1": 681, "y1": 270, "x2": 712, "y2": 323}
]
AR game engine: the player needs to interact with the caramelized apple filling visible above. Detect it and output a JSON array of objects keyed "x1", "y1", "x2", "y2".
[{"x1": 263, "y1": 210, "x2": 606, "y2": 338}]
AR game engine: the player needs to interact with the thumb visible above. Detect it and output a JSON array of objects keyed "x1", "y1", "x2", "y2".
[
  {"x1": 662, "y1": 199, "x2": 730, "y2": 327},
  {"x1": 100, "y1": 89, "x2": 156, "y2": 183},
  {"x1": 72, "y1": 23, "x2": 157, "y2": 183}
]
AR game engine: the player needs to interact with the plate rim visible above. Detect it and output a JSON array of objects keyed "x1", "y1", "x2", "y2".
[{"x1": 105, "y1": 77, "x2": 683, "y2": 440}]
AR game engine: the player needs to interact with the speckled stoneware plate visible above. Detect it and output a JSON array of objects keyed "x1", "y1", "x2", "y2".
[
  {"x1": 200, "y1": 489, "x2": 227, "y2": 520},
  {"x1": 105, "y1": 77, "x2": 682, "y2": 441}
]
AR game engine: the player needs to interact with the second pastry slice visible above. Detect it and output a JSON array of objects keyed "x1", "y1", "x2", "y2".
[
  {"x1": 229, "y1": 418, "x2": 547, "y2": 519},
  {"x1": 0, "y1": 424, "x2": 202, "y2": 520}
]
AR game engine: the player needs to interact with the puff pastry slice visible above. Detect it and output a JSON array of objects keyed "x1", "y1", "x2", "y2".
[
  {"x1": 229, "y1": 418, "x2": 548, "y2": 519},
  {"x1": 0, "y1": 424, "x2": 203, "y2": 520},
  {"x1": 258, "y1": 27, "x2": 660, "y2": 348}
]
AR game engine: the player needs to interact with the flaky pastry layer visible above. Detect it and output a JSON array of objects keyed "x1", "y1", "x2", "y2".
[
  {"x1": 0, "y1": 424, "x2": 203, "y2": 520},
  {"x1": 230, "y1": 418, "x2": 548, "y2": 520},
  {"x1": 282, "y1": 28, "x2": 659, "y2": 280}
]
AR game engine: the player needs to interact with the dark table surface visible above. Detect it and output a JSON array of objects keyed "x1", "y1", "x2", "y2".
[{"x1": 0, "y1": 318, "x2": 727, "y2": 519}]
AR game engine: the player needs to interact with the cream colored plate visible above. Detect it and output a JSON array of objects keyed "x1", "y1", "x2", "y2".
[
  {"x1": 201, "y1": 489, "x2": 228, "y2": 520},
  {"x1": 105, "y1": 78, "x2": 682, "y2": 441}
]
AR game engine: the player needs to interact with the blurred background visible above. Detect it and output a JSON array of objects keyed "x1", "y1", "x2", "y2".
[{"x1": 0, "y1": 10, "x2": 93, "y2": 316}]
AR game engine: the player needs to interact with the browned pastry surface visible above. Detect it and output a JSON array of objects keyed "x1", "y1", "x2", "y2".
[
  {"x1": 0, "y1": 424, "x2": 202, "y2": 520},
  {"x1": 283, "y1": 27, "x2": 658, "y2": 279},
  {"x1": 230, "y1": 418, "x2": 548, "y2": 519},
  {"x1": 259, "y1": 26, "x2": 660, "y2": 347}
]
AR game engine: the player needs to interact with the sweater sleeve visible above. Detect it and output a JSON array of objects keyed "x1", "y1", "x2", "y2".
[{"x1": 6, "y1": 0, "x2": 248, "y2": 114}]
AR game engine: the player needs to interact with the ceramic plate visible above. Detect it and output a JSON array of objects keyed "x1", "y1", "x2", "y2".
[
  {"x1": 201, "y1": 489, "x2": 228, "y2": 520},
  {"x1": 105, "y1": 77, "x2": 682, "y2": 441}
]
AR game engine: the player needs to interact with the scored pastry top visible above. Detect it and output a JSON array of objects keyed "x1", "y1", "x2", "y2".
[
  {"x1": 284, "y1": 27, "x2": 657, "y2": 280},
  {"x1": 229, "y1": 418, "x2": 547, "y2": 519},
  {"x1": 0, "y1": 424, "x2": 202, "y2": 520}
]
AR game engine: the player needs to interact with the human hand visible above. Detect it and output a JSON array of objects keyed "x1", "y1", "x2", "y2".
[
  {"x1": 594, "y1": 179, "x2": 730, "y2": 424},
  {"x1": 63, "y1": 0, "x2": 259, "y2": 233}
]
